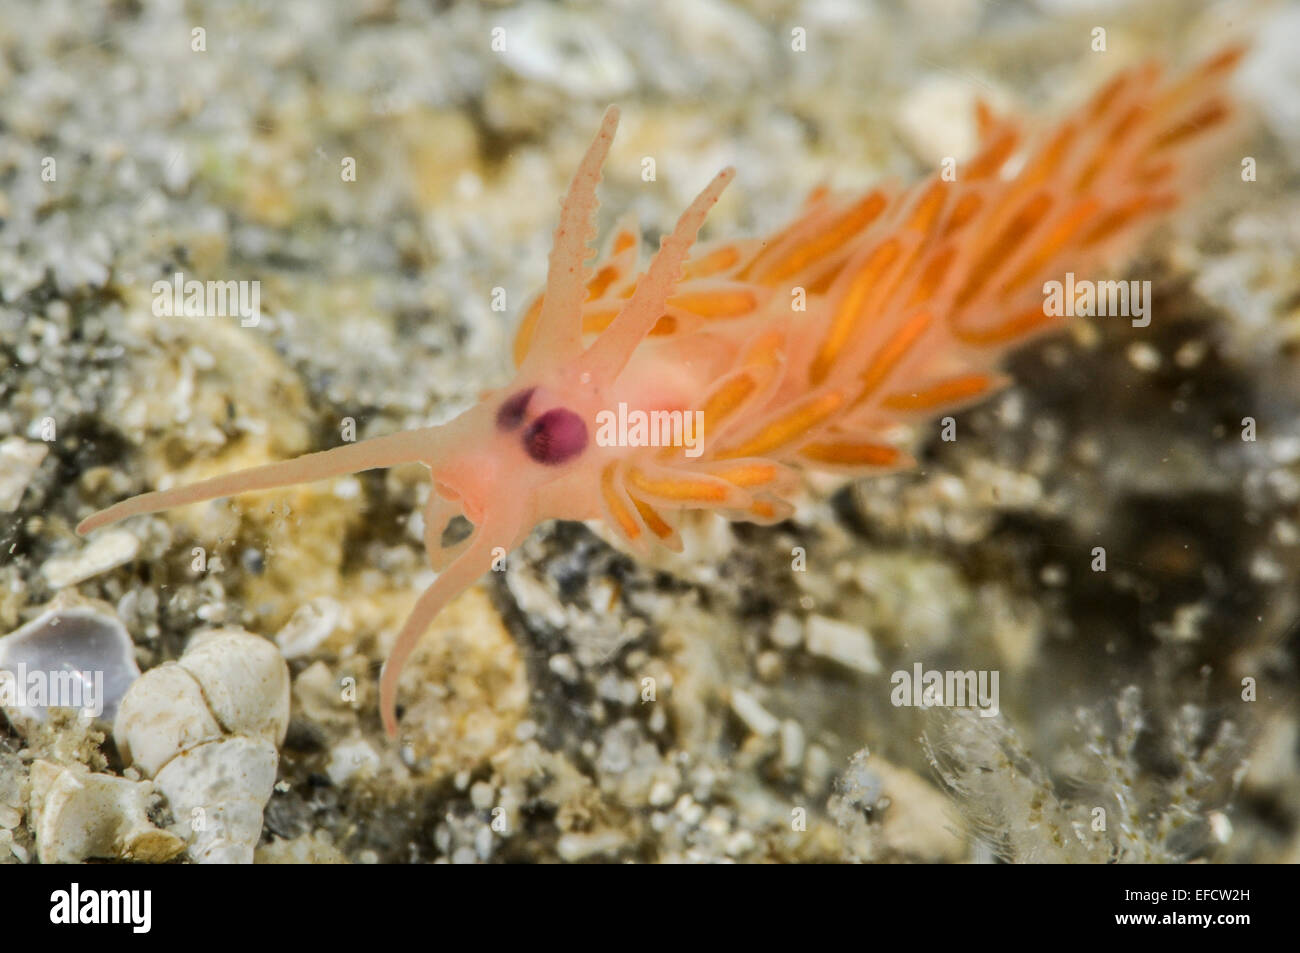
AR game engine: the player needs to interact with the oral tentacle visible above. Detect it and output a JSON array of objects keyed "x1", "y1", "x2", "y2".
[
  {"x1": 76, "y1": 428, "x2": 440, "y2": 535},
  {"x1": 379, "y1": 517, "x2": 520, "y2": 738}
]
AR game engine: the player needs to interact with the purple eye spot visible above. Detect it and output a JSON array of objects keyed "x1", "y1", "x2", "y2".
[
  {"x1": 523, "y1": 408, "x2": 587, "y2": 465},
  {"x1": 496, "y1": 387, "x2": 535, "y2": 430}
]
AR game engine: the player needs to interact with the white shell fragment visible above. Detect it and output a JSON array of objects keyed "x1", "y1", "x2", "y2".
[
  {"x1": 177, "y1": 629, "x2": 290, "y2": 744},
  {"x1": 114, "y1": 627, "x2": 290, "y2": 864},
  {"x1": 325, "y1": 735, "x2": 380, "y2": 786},
  {"x1": 804, "y1": 615, "x2": 881, "y2": 674},
  {"x1": 0, "y1": 599, "x2": 140, "y2": 725},
  {"x1": 0, "y1": 437, "x2": 47, "y2": 512},
  {"x1": 729, "y1": 688, "x2": 780, "y2": 738},
  {"x1": 154, "y1": 736, "x2": 278, "y2": 865},
  {"x1": 29, "y1": 760, "x2": 185, "y2": 864},
  {"x1": 274, "y1": 596, "x2": 342, "y2": 660},
  {"x1": 41, "y1": 529, "x2": 139, "y2": 589},
  {"x1": 497, "y1": 4, "x2": 635, "y2": 98},
  {"x1": 114, "y1": 664, "x2": 223, "y2": 778},
  {"x1": 894, "y1": 74, "x2": 983, "y2": 166}
]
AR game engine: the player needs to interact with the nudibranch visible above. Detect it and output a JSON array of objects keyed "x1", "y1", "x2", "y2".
[{"x1": 78, "y1": 48, "x2": 1244, "y2": 737}]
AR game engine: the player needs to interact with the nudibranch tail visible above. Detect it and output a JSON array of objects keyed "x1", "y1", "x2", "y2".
[{"x1": 75, "y1": 428, "x2": 438, "y2": 536}]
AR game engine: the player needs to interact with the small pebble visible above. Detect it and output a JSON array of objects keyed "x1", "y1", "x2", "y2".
[
  {"x1": 41, "y1": 530, "x2": 139, "y2": 589},
  {"x1": 0, "y1": 437, "x2": 47, "y2": 512},
  {"x1": 730, "y1": 688, "x2": 780, "y2": 737},
  {"x1": 804, "y1": 615, "x2": 880, "y2": 674}
]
